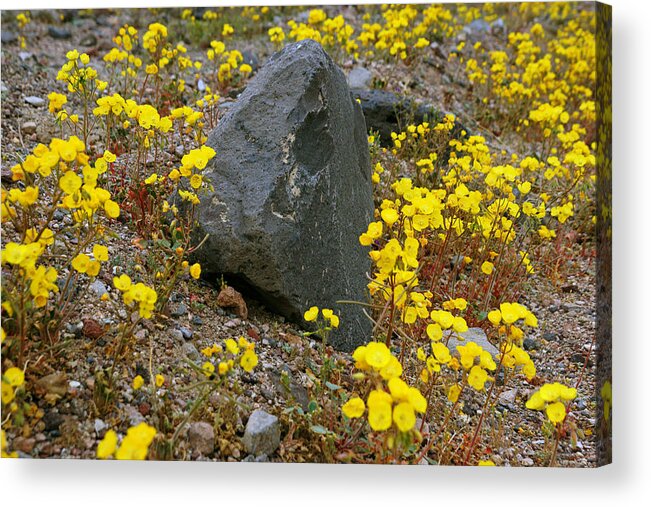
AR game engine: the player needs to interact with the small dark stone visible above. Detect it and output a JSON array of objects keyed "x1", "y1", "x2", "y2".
[
  {"x1": 65, "y1": 321, "x2": 84, "y2": 338},
  {"x1": 179, "y1": 326, "x2": 193, "y2": 340},
  {"x1": 135, "y1": 363, "x2": 150, "y2": 380},
  {"x1": 543, "y1": 332, "x2": 559, "y2": 341},
  {"x1": 191, "y1": 315, "x2": 203, "y2": 326},
  {"x1": 240, "y1": 49, "x2": 259, "y2": 71},
  {"x1": 48, "y1": 26, "x2": 72, "y2": 39},
  {"x1": 570, "y1": 353, "x2": 592, "y2": 366},
  {"x1": 43, "y1": 410, "x2": 64, "y2": 433},
  {"x1": 169, "y1": 302, "x2": 188, "y2": 317},
  {"x1": 523, "y1": 337, "x2": 540, "y2": 351},
  {"x1": 79, "y1": 34, "x2": 98, "y2": 47}
]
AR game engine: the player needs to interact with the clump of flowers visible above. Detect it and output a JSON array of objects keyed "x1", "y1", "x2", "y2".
[
  {"x1": 342, "y1": 341, "x2": 427, "y2": 459},
  {"x1": 97, "y1": 422, "x2": 157, "y2": 460},
  {"x1": 2, "y1": 137, "x2": 119, "y2": 365},
  {"x1": 525, "y1": 382, "x2": 577, "y2": 465},
  {"x1": 16, "y1": 12, "x2": 30, "y2": 49},
  {"x1": 526, "y1": 382, "x2": 577, "y2": 424},
  {"x1": 201, "y1": 336, "x2": 259, "y2": 378}
]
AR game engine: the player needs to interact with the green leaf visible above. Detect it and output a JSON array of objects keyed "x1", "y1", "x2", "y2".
[
  {"x1": 308, "y1": 400, "x2": 318, "y2": 413},
  {"x1": 310, "y1": 424, "x2": 328, "y2": 435},
  {"x1": 325, "y1": 381, "x2": 341, "y2": 391}
]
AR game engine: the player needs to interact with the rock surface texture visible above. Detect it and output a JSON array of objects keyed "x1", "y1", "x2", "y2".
[
  {"x1": 351, "y1": 88, "x2": 452, "y2": 147},
  {"x1": 242, "y1": 409, "x2": 281, "y2": 457},
  {"x1": 195, "y1": 39, "x2": 373, "y2": 351}
]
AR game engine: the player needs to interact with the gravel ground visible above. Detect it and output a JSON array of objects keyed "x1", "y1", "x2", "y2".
[{"x1": 1, "y1": 8, "x2": 598, "y2": 466}]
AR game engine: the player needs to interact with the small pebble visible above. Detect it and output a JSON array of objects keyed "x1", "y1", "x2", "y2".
[
  {"x1": 48, "y1": 26, "x2": 72, "y2": 39},
  {"x1": 25, "y1": 96, "x2": 45, "y2": 107}
]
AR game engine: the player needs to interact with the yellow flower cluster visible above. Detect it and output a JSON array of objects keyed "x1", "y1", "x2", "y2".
[
  {"x1": 201, "y1": 336, "x2": 259, "y2": 376},
  {"x1": 56, "y1": 50, "x2": 107, "y2": 95},
  {"x1": 345, "y1": 342, "x2": 426, "y2": 433},
  {"x1": 1, "y1": 367, "x2": 25, "y2": 406},
  {"x1": 2, "y1": 138, "x2": 119, "y2": 318},
  {"x1": 97, "y1": 422, "x2": 157, "y2": 460},
  {"x1": 526, "y1": 382, "x2": 577, "y2": 424},
  {"x1": 113, "y1": 274, "x2": 158, "y2": 319},
  {"x1": 303, "y1": 306, "x2": 340, "y2": 329},
  {"x1": 487, "y1": 302, "x2": 538, "y2": 348}
]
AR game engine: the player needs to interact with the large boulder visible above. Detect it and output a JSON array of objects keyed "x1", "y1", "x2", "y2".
[{"x1": 194, "y1": 40, "x2": 373, "y2": 351}]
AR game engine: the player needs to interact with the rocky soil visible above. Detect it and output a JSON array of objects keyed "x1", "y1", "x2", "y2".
[{"x1": 1, "y1": 8, "x2": 598, "y2": 466}]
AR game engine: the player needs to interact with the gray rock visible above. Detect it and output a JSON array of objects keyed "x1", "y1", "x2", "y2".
[
  {"x1": 242, "y1": 409, "x2": 281, "y2": 456},
  {"x1": 179, "y1": 326, "x2": 193, "y2": 340},
  {"x1": 195, "y1": 40, "x2": 373, "y2": 351},
  {"x1": 447, "y1": 328, "x2": 499, "y2": 357},
  {"x1": 169, "y1": 328, "x2": 184, "y2": 343},
  {"x1": 125, "y1": 405, "x2": 145, "y2": 426},
  {"x1": 25, "y1": 96, "x2": 45, "y2": 107},
  {"x1": 523, "y1": 337, "x2": 539, "y2": 351},
  {"x1": 243, "y1": 453, "x2": 269, "y2": 462},
  {"x1": 491, "y1": 18, "x2": 506, "y2": 36},
  {"x1": 18, "y1": 52, "x2": 33, "y2": 62},
  {"x1": 521, "y1": 457, "x2": 534, "y2": 467},
  {"x1": 270, "y1": 371, "x2": 310, "y2": 411},
  {"x1": 498, "y1": 389, "x2": 518, "y2": 406},
  {"x1": 94, "y1": 418, "x2": 107, "y2": 435},
  {"x1": 181, "y1": 342, "x2": 200, "y2": 361},
  {"x1": 21, "y1": 121, "x2": 37, "y2": 134},
  {"x1": 79, "y1": 34, "x2": 98, "y2": 47},
  {"x1": 2, "y1": 31, "x2": 17, "y2": 43},
  {"x1": 240, "y1": 49, "x2": 260, "y2": 71},
  {"x1": 224, "y1": 319, "x2": 240, "y2": 329},
  {"x1": 134, "y1": 329, "x2": 148, "y2": 341},
  {"x1": 89, "y1": 279, "x2": 108, "y2": 297},
  {"x1": 348, "y1": 66, "x2": 372, "y2": 89},
  {"x1": 191, "y1": 315, "x2": 203, "y2": 326},
  {"x1": 169, "y1": 302, "x2": 188, "y2": 317},
  {"x1": 1, "y1": 81, "x2": 8, "y2": 94},
  {"x1": 188, "y1": 422, "x2": 215, "y2": 455},
  {"x1": 449, "y1": 254, "x2": 466, "y2": 270},
  {"x1": 351, "y1": 88, "x2": 457, "y2": 146},
  {"x1": 65, "y1": 321, "x2": 84, "y2": 338},
  {"x1": 48, "y1": 26, "x2": 72, "y2": 39},
  {"x1": 463, "y1": 19, "x2": 491, "y2": 40}
]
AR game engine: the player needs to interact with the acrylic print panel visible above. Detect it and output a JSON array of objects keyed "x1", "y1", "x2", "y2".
[{"x1": 0, "y1": 2, "x2": 611, "y2": 467}]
